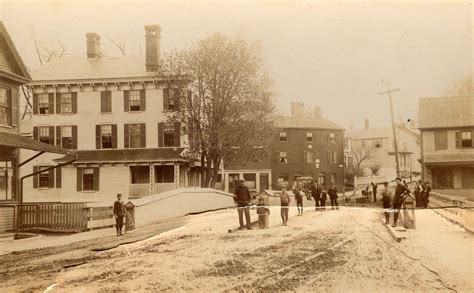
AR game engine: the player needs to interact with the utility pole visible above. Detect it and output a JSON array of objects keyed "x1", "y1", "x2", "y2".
[{"x1": 378, "y1": 83, "x2": 401, "y2": 178}]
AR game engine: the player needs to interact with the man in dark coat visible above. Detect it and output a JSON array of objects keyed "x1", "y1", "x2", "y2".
[
  {"x1": 233, "y1": 179, "x2": 252, "y2": 230},
  {"x1": 328, "y1": 182, "x2": 339, "y2": 210},
  {"x1": 113, "y1": 193, "x2": 126, "y2": 236},
  {"x1": 422, "y1": 182, "x2": 432, "y2": 208},
  {"x1": 392, "y1": 178, "x2": 409, "y2": 227},
  {"x1": 371, "y1": 182, "x2": 378, "y2": 202},
  {"x1": 310, "y1": 181, "x2": 321, "y2": 211}
]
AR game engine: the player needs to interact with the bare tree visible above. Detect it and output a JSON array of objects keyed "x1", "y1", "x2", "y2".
[
  {"x1": 107, "y1": 37, "x2": 127, "y2": 56},
  {"x1": 445, "y1": 77, "x2": 473, "y2": 96},
  {"x1": 351, "y1": 144, "x2": 370, "y2": 176},
  {"x1": 160, "y1": 33, "x2": 276, "y2": 188}
]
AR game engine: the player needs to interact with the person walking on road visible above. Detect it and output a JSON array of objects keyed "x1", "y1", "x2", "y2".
[
  {"x1": 381, "y1": 182, "x2": 392, "y2": 224},
  {"x1": 293, "y1": 183, "x2": 304, "y2": 215},
  {"x1": 280, "y1": 186, "x2": 291, "y2": 225},
  {"x1": 392, "y1": 177, "x2": 409, "y2": 227},
  {"x1": 113, "y1": 193, "x2": 126, "y2": 236},
  {"x1": 328, "y1": 182, "x2": 339, "y2": 210},
  {"x1": 371, "y1": 182, "x2": 378, "y2": 203},
  {"x1": 422, "y1": 181, "x2": 432, "y2": 208},
  {"x1": 414, "y1": 180, "x2": 422, "y2": 208},
  {"x1": 320, "y1": 184, "x2": 327, "y2": 211},
  {"x1": 310, "y1": 181, "x2": 321, "y2": 211},
  {"x1": 233, "y1": 179, "x2": 252, "y2": 230}
]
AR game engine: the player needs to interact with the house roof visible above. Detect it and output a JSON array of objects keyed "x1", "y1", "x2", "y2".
[
  {"x1": 345, "y1": 127, "x2": 392, "y2": 140},
  {"x1": 0, "y1": 21, "x2": 31, "y2": 82},
  {"x1": 0, "y1": 131, "x2": 72, "y2": 154},
  {"x1": 55, "y1": 148, "x2": 187, "y2": 163},
  {"x1": 30, "y1": 55, "x2": 153, "y2": 83},
  {"x1": 275, "y1": 115, "x2": 344, "y2": 130},
  {"x1": 418, "y1": 96, "x2": 474, "y2": 129}
]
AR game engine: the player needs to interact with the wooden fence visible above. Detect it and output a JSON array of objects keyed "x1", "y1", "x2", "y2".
[{"x1": 19, "y1": 202, "x2": 114, "y2": 233}]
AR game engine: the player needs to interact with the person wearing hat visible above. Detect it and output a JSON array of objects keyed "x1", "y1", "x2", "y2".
[
  {"x1": 233, "y1": 179, "x2": 252, "y2": 230},
  {"x1": 113, "y1": 193, "x2": 126, "y2": 236},
  {"x1": 422, "y1": 181, "x2": 431, "y2": 208},
  {"x1": 392, "y1": 177, "x2": 409, "y2": 227}
]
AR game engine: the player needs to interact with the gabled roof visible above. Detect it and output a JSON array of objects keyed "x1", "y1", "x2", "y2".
[
  {"x1": 0, "y1": 131, "x2": 72, "y2": 154},
  {"x1": 56, "y1": 148, "x2": 187, "y2": 164},
  {"x1": 275, "y1": 115, "x2": 344, "y2": 130},
  {"x1": 418, "y1": 96, "x2": 474, "y2": 129},
  {"x1": 0, "y1": 21, "x2": 31, "y2": 82},
  {"x1": 30, "y1": 55, "x2": 153, "y2": 83}
]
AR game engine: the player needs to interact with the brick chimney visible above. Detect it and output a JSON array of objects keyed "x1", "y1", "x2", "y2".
[
  {"x1": 291, "y1": 102, "x2": 305, "y2": 116},
  {"x1": 145, "y1": 25, "x2": 161, "y2": 72},
  {"x1": 364, "y1": 118, "x2": 369, "y2": 130},
  {"x1": 314, "y1": 107, "x2": 321, "y2": 118},
  {"x1": 86, "y1": 33, "x2": 101, "y2": 58}
]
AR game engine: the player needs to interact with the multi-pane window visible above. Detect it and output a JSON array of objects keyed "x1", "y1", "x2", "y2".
[
  {"x1": 60, "y1": 93, "x2": 72, "y2": 113},
  {"x1": 0, "y1": 160, "x2": 14, "y2": 200},
  {"x1": 461, "y1": 131, "x2": 472, "y2": 148},
  {"x1": 374, "y1": 139, "x2": 383, "y2": 148},
  {"x1": 243, "y1": 173, "x2": 256, "y2": 189},
  {"x1": 279, "y1": 132, "x2": 287, "y2": 142},
  {"x1": 329, "y1": 132, "x2": 336, "y2": 143},
  {"x1": 38, "y1": 94, "x2": 50, "y2": 114},
  {"x1": 130, "y1": 166, "x2": 150, "y2": 184},
  {"x1": 155, "y1": 165, "x2": 175, "y2": 183},
  {"x1": 304, "y1": 151, "x2": 314, "y2": 164},
  {"x1": 39, "y1": 166, "x2": 50, "y2": 188},
  {"x1": 164, "y1": 123, "x2": 175, "y2": 147},
  {"x1": 39, "y1": 127, "x2": 50, "y2": 144},
  {"x1": 328, "y1": 151, "x2": 337, "y2": 164},
  {"x1": 0, "y1": 88, "x2": 11, "y2": 126},
  {"x1": 330, "y1": 173, "x2": 337, "y2": 185},
  {"x1": 306, "y1": 132, "x2": 313, "y2": 142},
  {"x1": 279, "y1": 152, "x2": 288, "y2": 164},
  {"x1": 61, "y1": 126, "x2": 73, "y2": 149},
  {"x1": 101, "y1": 125, "x2": 112, "y2": 149},
  {"x1": 129, "y1": 124, "x2": 142, "y2": 148},
  {"x1": 129, "y1": 90, "x2": 141, "y2": 111},
  {"x1": 82, "y1": 168, "x2": 94, "y2": 191}
]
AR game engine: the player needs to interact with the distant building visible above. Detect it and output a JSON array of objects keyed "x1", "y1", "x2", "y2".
[
  {"x1": 346, "y1": 118, "x2": 421, "y2": 179},
  {"x1": 220, "y1": 102, "x2": 345, "y2": 193},
  {"x1": 418, "y1": 96, "x2": 474, "y2": 192},
  {"x1": 22, "y1": 25, "x2": 198, "y2": 204}
]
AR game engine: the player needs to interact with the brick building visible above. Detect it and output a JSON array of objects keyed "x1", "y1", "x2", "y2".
[
  {"x1": 22, "y1": 25, "x2": 198, "y2": 204},
  {"x1": 220, "y1": 102, "x2": 345, "y2": 193},
  {"x1": 419, "y1": 96, "x2": 474, "y2": 194}
]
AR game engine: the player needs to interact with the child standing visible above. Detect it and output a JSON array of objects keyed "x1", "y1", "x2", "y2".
[
  {"x1": 256, "y1": 197, "x2": 270, "y2": 229},
  {"x1": 293, "y1": 183, "x2": 303, "y2": 215},
  {"x1": 319, "y1": 185, "x2": 327, "y2": 211},
  {"x1": 280, "y1": 186, "x2": 291, "y2": 226}
]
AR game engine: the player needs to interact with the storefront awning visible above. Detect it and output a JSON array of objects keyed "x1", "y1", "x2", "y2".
[{"x1": 0, "y1": 132, "x2": 72, "y2": 154}]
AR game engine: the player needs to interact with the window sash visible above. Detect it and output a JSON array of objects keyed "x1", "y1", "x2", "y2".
[
  {"x1": 61, "y1": 94, "x2": 72, "y2": 113},
  {"x1": 39, "y1": 127, "x2": 50, "y2": 143},
  {"x1": 155, "y1": 165, "x2": 174, "y2": 183},
  {"x1": 129, "y1": 91, "x2": 141, "y2": 111},
  {"x1": 82, "y1": 168, "x2": 94, "y2": 191},
  {"x1": 39, "y1": 167, "x2": 50, "y2": 188},
  {"x1": 279, "y1": 132, "x2": 287, "y2": 141}
]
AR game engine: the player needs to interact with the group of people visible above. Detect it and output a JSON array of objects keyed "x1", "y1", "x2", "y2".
[
  {"x1": 413, "y1": 180, "x2": 432, "y2": 208},
  {"x1": 233, "y1": 179, "x2": 340, "y2": 230}
]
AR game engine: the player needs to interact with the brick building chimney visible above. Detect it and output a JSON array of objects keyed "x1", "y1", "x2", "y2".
[
  {"x1": 86, "y1": 33, "x2": 101, "y2": 58},
  {"x1": 291, "y1": 102, "x2": 305, "y2": 116},
  {"x1": 364, "y1": 118, "x2": 369, "y2": 130},
  {"x1": 145, "y1": 25, "x2": 161, "y2": 72}
]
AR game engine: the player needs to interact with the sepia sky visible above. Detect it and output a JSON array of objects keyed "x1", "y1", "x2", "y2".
[{"x1": 1, "y1": 0, "x2": 472, "y2": 129}]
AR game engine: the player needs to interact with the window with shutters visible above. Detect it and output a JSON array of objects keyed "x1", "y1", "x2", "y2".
[
  {"x1": 61, "y1": 126, "x2": 73, "y2": 149},
  {"x1": 130, "y1": 166, "x2": 150, "y2": 184},
  {"x1": 279, "y1": 132, "x2": 287, "y2": 142},
  {"x1": 129, "y1": 90, "x2": 141, "y2": 111},
  {"x1": 101, "y1": 125, "x2": 113, "y2": 149},
  {"x1": 168, "y1": 89, "x2": 177, "y2": 111},
  {"x1": 434, "y1": 131, "x2": 447, "y2": 150},
  {"x1": 101, "y1": 91, "x2": 112, "y2": 113},
  {"x1": 39, "y1": 166, "x2": 50, "y2": 188},
  {"x1": 0, "y1": 88, "x2": 12, "y2": 126},
  {"x1": 60, "y1": 93, "x2": 72, "y2": 113},
  {"x1": 38, "y1": 94, "x2": 50, "y2": 114},
  {"x1": 306, "y1": 132, "x2": 313, "y2": 142},
  {"x1": 39, "y1": 127, "x2": 51, "y2": 144},
  {"x1": 329, "y1": 132, "x2": 336, "y2": 143},
  {"x1": 155, "y1": 165, "x2": 175, "y2": 183},
  {"x1": 163, "y1": 123, "x2": 175, "y2": 147},
  {"x1": 129, "y1": 124, "x2": 142, "y2": 148},
  {"x1": 82, "y1": 168, "x2": 94, "y2": 191},
  {"x1": 461, "y1": 131, "x2": 472, "y2": 148},
  {"x1": 279, "y1": 152, "x2": 288, "y2": 164}
]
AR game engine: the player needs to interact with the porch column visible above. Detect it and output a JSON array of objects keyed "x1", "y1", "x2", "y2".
[
  {"x1": 149, "y1": 164, "x2": 154, "y2": 195},
  {"x1": 174, "y1": 163, "x2": 179, "y2": 189}
]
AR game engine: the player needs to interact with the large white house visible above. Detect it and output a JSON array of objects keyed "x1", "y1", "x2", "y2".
[{"x1": 22, "y1": 25, "x2": 200, "y2": 204}]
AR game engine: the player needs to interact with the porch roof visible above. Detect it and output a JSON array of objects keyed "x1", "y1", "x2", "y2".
[
  {"x1": 0, "y1": 131, "x2": 71, "y2": 154},
  {"x1": 55, "y1": 148, "x2": 187, "y2": 163}
]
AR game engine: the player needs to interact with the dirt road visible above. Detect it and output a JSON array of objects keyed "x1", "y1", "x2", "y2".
[{"x1": 1, "y1": 207, "x2": 472, "y2": 292}]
